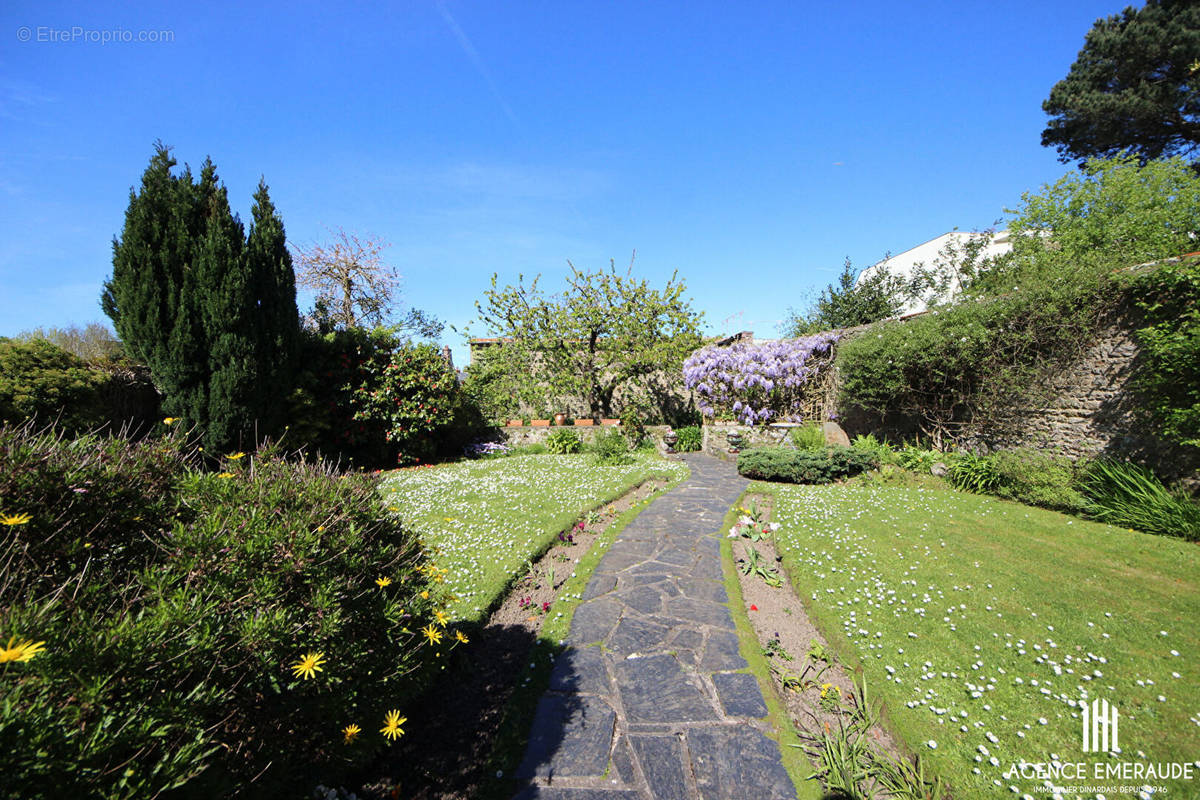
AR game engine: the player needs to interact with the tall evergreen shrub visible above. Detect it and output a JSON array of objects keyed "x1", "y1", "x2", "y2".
[{"x1": 103, "y1": 144, "x2": 299, "y2": 452}]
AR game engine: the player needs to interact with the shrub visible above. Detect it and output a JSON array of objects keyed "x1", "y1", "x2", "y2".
[
  {"x1": 948, "y1": 451, "x2": 1002, "y2": 494},
  {"x1": 990, "y1": 449, "x2": 1087, "y2": 513},
  {"x1": 593, "y1": 429, "x2": 633, "y2": 466},
  {"x1": 837, "y1": 158, "x2": 1200, "y2": 448},
  {"x1": 850, "y1": 433, "x2": 897, "y2": 465},
  {"x1": 1127, "y1": 255, "x2": 1200, "y2": 449},
  {"x1": 737, "y1": 446, "x2": 878, "y2": 484},
  {"x1": 545, "y1": 428, "x2": 583, "y2": 454},
  {"x1": 789, "y1": 422, "x2": 826, "y2": 451},
  {"x1": 896, "y1": 445, "x2": 943, "y2": 473},
  {"x1": 352, "y1": 341, "x2": 462, "y2": 465},
  {"x1": 620, "y1": 407, "x2": 646, "y2": 447},
  {"x1": 287, "y1": 327, "x2": 397, "y2": 466},
  {"x1": 0, "y1": 425, "x2": 452, "y2": 798},
  {"x1": 0, "y1": 339, "x2": 109, "y2": 434},
  {"x1": 1079, "y1": 459, "x2": 1200, "y2": 541},
  {"x1": 674, "y1": 425, "x2": 702, "y2": 452}
]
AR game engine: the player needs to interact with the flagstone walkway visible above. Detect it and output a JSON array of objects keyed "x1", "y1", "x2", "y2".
[{"x1": 513, "y1": 454, "x2": 797, "y2": 800}]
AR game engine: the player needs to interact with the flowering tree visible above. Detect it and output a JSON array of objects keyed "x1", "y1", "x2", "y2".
[
  {"x1": 682, "y1": 334, "x2": 839, "y2": 425},
  {"x1": 474, "y1": 258, "x2": 703, "y2": 422}
]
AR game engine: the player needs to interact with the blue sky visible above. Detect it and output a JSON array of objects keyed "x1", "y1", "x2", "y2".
[{"x1": 1, "y1": 0, "x2": 1124, "y2": 366}]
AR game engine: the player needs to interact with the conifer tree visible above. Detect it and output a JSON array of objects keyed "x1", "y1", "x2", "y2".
[{"x1": 103, "y1": 144, "x2": 300, "y2": 452}]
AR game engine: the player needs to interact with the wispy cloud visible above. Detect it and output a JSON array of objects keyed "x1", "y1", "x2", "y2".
[
  {"x1": 434, "y1": 1, "x2": 520, "y2": 130},
  {"x1": 0, "y1": 78, "x2": 56, "y2": 124}
]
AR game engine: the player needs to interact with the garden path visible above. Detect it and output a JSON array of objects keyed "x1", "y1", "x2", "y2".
[{"x1": 513, "y1": 454, "x2": 797, "y2": 800}]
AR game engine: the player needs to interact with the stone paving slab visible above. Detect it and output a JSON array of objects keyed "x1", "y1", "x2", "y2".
[{"x1": 512, "y1": 454, "x2": 797, "y2": 799}]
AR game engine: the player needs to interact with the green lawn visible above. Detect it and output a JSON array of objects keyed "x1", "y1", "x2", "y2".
[
  {"x1": 380, "y1": 453, "x2": 689, "y2": 624},
  {"x1": 762, "y1": 482, "x2": 1200, "y2": 798}
]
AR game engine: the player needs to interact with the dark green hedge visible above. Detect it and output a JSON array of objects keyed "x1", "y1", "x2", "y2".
[{"x1": 737, "y1": 446, "x2": 878, "y2": 484}]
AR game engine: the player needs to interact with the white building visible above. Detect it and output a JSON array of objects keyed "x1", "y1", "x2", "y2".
[{"x1": 857, "y1": 230, "x2": 1013, "y2": 316}]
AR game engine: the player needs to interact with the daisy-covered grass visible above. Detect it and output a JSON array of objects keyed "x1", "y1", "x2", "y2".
[
  {"x1": 380, "y1": 452, "x2": 688, "y2": 624},
  {"x1": 763, "y1": 482, "x2": 1200, "y2": 799}
]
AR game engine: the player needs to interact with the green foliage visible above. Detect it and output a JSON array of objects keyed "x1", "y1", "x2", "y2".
[
  {"x1": 545, "y1": 428, "x2": 583, "y2": 454},
  {"x1": 788, "y1": 422, "x2": 827, "y2": 451},
  {"x1": 1080, "y1": 459, "x2": 1200, "y2": 541},
  {"x1": 286, "y1": 327, "x2": 395, "y2": 465},
  {"x1": 0, "y1": 425, "x2": 450, "y2": 798},
  {"x1": 785, "y1": 258, "x2": 907, "y2": 335},
  {"x1": 102, "y1": 144, "x2": 299, "y2": 454},
  {"x1": 947, "y1": 451, "x2": 1002, "y2": 494},
  {"x1": 351, "y1": 341, "x2": 462, "y2": 465},
  {"x1": 896, "y1": 445, "x2": 944, "y2": 473},
  {"x1": 673, "y1": 425, "x2": 702, "y2": 452},
  {"x1": 850, "y1": 433, "x2": 897, "y2": 465},
  {"x1": 473, "y1": 259, "x2": 704, "y2": 421},
  {"x1": 739, "y1": 545, "x2": 783, "y2": 587},
  {"x1": 0, "y1": 339, "x2": 110, "y2": 434},
  {"x1": 999, "y1": 156, "x2": 1200, "y2": 287},
  {"x1": 737, "y1": 446, "x2": 878, "y2": 484},
  {"x1": 592, "y1": 429, "x2": 633, "y2": 465},
  {"x1": 459, "y1": 347, "x2": 524, "y2": 426},
  {"x1": 1127, "y1": 256, "x2": 1200, "y2": 448},
  {"x1": 620, "y1": 407, "x2": 646, "y2": 447},
  {"x1": 1041, "y1": 0, "x2": 1200, "y2": 166},
  {"x1": 838, "y1": 158, "x2": 1200, "y2": 447},
  {"x1": 989, "y1": 449, "x2": 1089, "y2": 513}
]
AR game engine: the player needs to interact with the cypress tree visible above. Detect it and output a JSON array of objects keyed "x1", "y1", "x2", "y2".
[
  {"x1": 244, "y1": 180, "x2": 300, "y2": 436},
  {"x1": 104, "y1": 145, "x2": 300, "y2": 452}
]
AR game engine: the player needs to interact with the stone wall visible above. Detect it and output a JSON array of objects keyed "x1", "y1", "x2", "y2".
[
  {"x1": 497, "y1": 424, "x2": 676, "y2": 456},
  {"x1": 958, "y1": 319, "x2": 1194, "y2": 476},
  {"x1": 689, "y1": 314, "x2": 1195, "y2": 479}
]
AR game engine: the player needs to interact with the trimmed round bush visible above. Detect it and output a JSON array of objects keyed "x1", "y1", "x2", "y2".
[{"x1": 737, "y1": 446, "x2": 878, "y2": 484}]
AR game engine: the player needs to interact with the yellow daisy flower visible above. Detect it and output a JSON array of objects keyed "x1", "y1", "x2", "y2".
[
  {"x1": 420, "y1": 590, "x2": 430, "y2": 600},
  {"x1": 290, "y1": 651, "x2": 326, "y2": 680},
  {"x1": 375, "y1": 577, "x2": 393, "y2": 588},
  {"x1": 217, "y1": 472, "x2": 235, "y2": 479},
  {"x1": 226, "y1": 452, "x2": 246, "y2": 461},
  {"x1": 421, "y1": 624, "x2": 443, "y2": 645},
  {"x1": 163, "y1": 417, "x2": 177, "y2": 425},
  {"x1": 1, "y1": 513, "x2": 32, "y2": 526},
  {"x1": 454, "y1": 630, "x2": 469, "y2": 644},
  {"x1": 343, "y1": 723, "x2": 362, "y2": 743},
  {"x1": 380, "y1": 709, "x2": 406, "y2": 740},
  {"x1": 0, "y1": 636, "x2": 46, "y2": 663},
  {"x1": 434, "y1": 610, "x2": 449, "y2": 627}
]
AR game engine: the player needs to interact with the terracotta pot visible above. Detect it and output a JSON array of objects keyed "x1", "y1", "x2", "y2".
[
  {"x1": 554, "y1": 413, "x2": 567, "y2": 426},
  {"x1": 574, "y1": 419, "x2": 595, "y2": 426},
  {"x1": 506, "y1": 419, "x2": 523, "y2": 427},
  {"x1": 531, "y1": 419, "x2": 550, "y2": 427},
  {"x1": 600, "y1": 419, "x2": 620, "y2": 426}
]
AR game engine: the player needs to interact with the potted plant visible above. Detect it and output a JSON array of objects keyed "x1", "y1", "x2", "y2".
[
  {"x1": 554, "y1": 412, "x2": 567, "y2": 426},
  {"x1": 506, "y1": 418, "x2": 523, "y2": 427},
  {"x1": 574, "y1": 418, "x2": 594, "y2": 426}
]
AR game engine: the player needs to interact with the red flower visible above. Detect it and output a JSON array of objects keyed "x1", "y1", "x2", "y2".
[{"x1": 749, "y1": 604, "x2": 758, "y2": 611}]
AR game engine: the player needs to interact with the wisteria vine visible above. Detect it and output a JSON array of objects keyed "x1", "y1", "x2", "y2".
[{"x1": 682, "y1": 334, "x2": 839, "y2": 425}]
